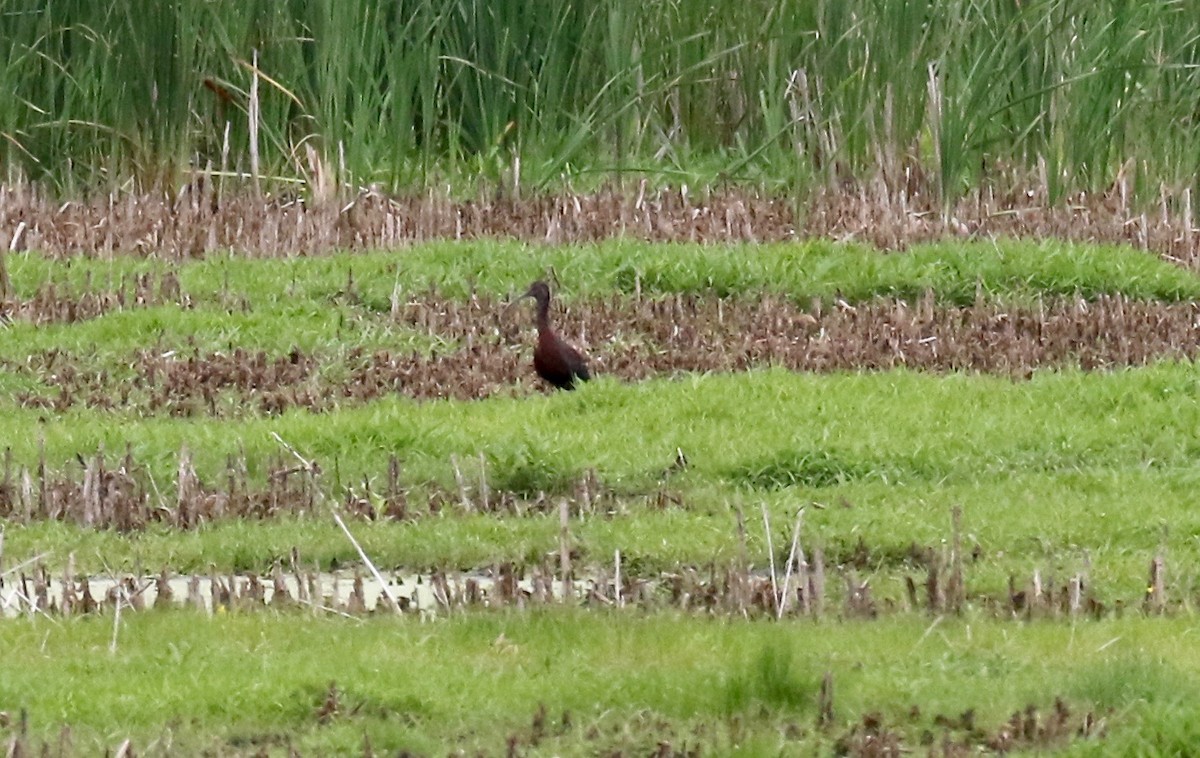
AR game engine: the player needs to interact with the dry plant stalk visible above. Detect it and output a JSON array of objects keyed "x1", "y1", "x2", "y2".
[
  {"x1": 777, "y1": 506, "x2": 805, "y2": 619},
  {"x1": 762, "y1": 504, "x2": 778, "y2": 614},
  {"x1": 817, "y1": 671, "x2": 835, "y2": 730},
  {"x1": 331, "y1": 512, "x2": 401, "y2": 616},
  {"x1": 947, "y1": 505, "x2": 965, "y2": 613},
  {"x1": 450, "y1": 454, "x2": 472, "y2": 511},
  {"x1": 809, "y1": 548, "x2": 825, "y2": 618},
  {"x1": 477, "y1": 452, "x2": 490, "y2": 512},
  {"x1": 10, "y1": 293, "x2": 1200, "y2": 411},
  {"x1": 1, "y1": 171, "x2": 1198, "y2": 268},
  {"x1": 248, "y1": 49, "x2": 261, "y2": 194},
  {"x1": 559, "y1": 499, "x2": 572, "y2": 603},
  {"x1": 1145, "y1": 555, "x2": 1167, "y2": 614},
  {"x1": 733, "y1": 503, "x2": 749, "y2": 615}
]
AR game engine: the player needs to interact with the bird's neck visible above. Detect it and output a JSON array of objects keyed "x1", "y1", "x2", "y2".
[{"x1": 536, "y1": 302, "x2": 551, "y2": 332}]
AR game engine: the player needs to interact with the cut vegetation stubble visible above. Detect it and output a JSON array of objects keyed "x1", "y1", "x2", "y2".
[{"x1": 7, "y1": 291, "x2": 1200, "y2": 412}]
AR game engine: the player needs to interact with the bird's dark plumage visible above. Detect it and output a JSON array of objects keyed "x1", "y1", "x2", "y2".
[{"x1": 521, "y1": 281, "x2": 590, "y2": 390}]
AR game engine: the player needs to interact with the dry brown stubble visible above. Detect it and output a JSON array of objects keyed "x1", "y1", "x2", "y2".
[
  {"x1": 0, "y1": 271, "x2": 185, "y2": 325},
  {"x1": 8, "y1": 291, "x2": 1200, "y2": 413},
  {"x1": 2, "y1": 176, "x2": 1199, "y2": 268}
]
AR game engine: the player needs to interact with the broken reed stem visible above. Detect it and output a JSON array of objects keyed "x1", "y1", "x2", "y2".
[
  {"x1": 331, "y1": 511, "x2": 402, "y2": 615},
  {"x1": 270, "y1": 431, "x2": 316, "y2": 472},
  {"x1": 295, "y1": 594, "x2": 363, "y2": 622},
  {"x1": 37, "y1": 434, "x2": 46, "y2": 515},
  {"x1": 144, "y1": 466, "x2": 167, "y2": 515},
  {"x1": 1, "y1": 552, "x2": 48, "y2": 579},
  {"x1": 1068, "y1": 575, "x2": 1083, "y2": 617},
  {"x1": 100, "y1": 559, "x2": 130, "y2": 651},
  {"x1": 0, "y1": 246, "x2": 11, "y2": 300},
  {"x1": 477, "y1": 452, "x2": 489, "y2": 512},
  {"x1": 735, "y1": 502, "x2": 748, "y2": 566},
  {"x1": 559, "y1": 499, "x2": 572, "y2": 603},
  {"x1": 809, "y1": 547, "x2": 825, "y2": 618},
  {"x1": 7, "y1": 220, "x2": 25, "y2": 254},
  {"x1": 110, "y1": 582, "x2": 123, "y2": 653},
  {"x1": 614, "y1": 549, "x2": 622, "y2": 608},
  {"x1": 389, "y1": 274, "x2": 403, "y2": 320},
  {"x1": 762, "y1": 504, "x2": 778, "y2": 614},
  {"x1": 1147, "y1": 554, "x2": 1167, "y2": 614},
  {"x1": 949, "y1": 504, "x2": 965, "y2": 612},
  {"x1": 817, "y1": 670, "x2": 835, "y2": 729},
  {"x1": 777, "y1": 507, "x2": 805, "y2": 620},
  {"x1": 733, "y1": 502, "x2": 749, "y2": 615},
  {"x1": 248, "y1": 49, "x2": 261, "y2": 195},
  {"x1": 450, "y1": 454, "x2": 471, "y2": 511}
]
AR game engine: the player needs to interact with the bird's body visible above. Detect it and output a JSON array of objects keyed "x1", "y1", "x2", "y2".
[
  {"x1": 521, "y1": 281, "x2": 590, "y2": 390},
  {"x1": 533, "y1": 327, "x2": 591, "y2": 390}
]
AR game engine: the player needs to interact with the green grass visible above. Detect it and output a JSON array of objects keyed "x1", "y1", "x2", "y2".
[
  {"x1": 1, "y1": 609, "x2": 1198, "y2": 754},
  {"x1": 10, "y1": 237, "x2": 1198, "y2": 304},
  {"x1": 3, "y1": 237, "x2": 1190, "y2": 413},
  {"x1": 3, "y1": 240, "x2": 1199, "y2": 615},
  {"x1": 7, "y1": 363, "x2": 1200, "y2": 490},
  {"x1": 4, "y1": 464, "x2": 1192, "y2": 604}
]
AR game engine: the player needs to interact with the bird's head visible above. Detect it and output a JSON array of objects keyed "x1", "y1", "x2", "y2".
[{"x1": 521, "y1": 281, "x2": 551, "y2": 304}]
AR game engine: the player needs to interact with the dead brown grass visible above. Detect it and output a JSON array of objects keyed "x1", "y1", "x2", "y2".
[
  {"x1": 0, "y1": 271, "x2": 184, "y2": 324},
  {"x1": 0, "y1": 445, "x2": 323, "y2": 531},
  {"x1": 3, "y1": 177, "x2": 1199, "y2": 267}
]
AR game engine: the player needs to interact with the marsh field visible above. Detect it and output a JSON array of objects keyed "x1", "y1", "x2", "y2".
[
  {"x1": 6, "y1": 235, "x2": 1200, "y2": 756},
  {"x1": 7, "y1": 1, "x2": 1200, "y2": 756}
]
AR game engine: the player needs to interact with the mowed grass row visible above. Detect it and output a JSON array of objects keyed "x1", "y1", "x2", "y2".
[
  {"x1": 0, "y1": 237, "x2": 1194, "y2": 364},
  {"x1": 1, "y1": 610, "x2": 1198, "y2": 755},
  {"x1": 11, "y1": 238, "x2": 1199, "y2": 304}
]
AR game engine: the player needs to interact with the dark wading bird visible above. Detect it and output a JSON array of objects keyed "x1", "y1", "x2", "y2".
[{"x1": 518, "y1": 281, "x2": 591, "y2": 390}]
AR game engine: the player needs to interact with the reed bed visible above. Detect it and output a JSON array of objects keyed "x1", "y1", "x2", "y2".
[{"x1": 2, "y1": 0, "x2": 1200, "y2": 209}]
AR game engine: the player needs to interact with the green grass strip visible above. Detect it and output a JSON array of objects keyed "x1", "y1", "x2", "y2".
[
  {"x1": 8, "y1": 365, "x2": 1200, "y2": 488},
  {"x1": 0, "y1": 610, "x2": 1196, "y2": 754},
  {"x1": 9, "y1": 238, "x2": 1199, "y2": 306}
]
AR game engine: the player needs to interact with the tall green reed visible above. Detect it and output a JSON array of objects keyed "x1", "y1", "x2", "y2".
[{"x1": 0, "y1": 0, "x2": 1197, "y2": 204}]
